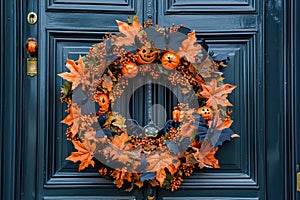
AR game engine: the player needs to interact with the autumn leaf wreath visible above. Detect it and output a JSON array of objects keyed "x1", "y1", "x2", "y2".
[{"x1": 59, "y1": 16, "x2": 238, "y2": 192}]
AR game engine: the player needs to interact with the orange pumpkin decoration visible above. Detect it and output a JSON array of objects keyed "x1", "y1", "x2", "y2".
[
  {"x1": 95, "y1": 92, "x2": 110, "y2": 114},
  {"x1": 161, "y1": 52, "x2": 180, "y2": 70},
  {"x1": 122, "y1": 62, "x2": 138, "y2": 78},
  {"x1": 198, "y1": 106, "x2": 213, "y2": 121},
  {"x1": 136, "y1": 46, "x2": 159, "y2": 64},
  {"x1": 172, "y1": 109, "x2": 183, "y2": 122}
]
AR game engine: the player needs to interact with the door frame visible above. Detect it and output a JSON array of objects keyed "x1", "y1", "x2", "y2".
[{"x1": 0, "y1": 0, "x2": 298, "y2": 199}]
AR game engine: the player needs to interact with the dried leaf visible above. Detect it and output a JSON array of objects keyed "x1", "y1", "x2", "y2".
[
  {"x1": 209, "y1": 111, "x2": 232, "y2": 131},
  {"x1": 156, "y1": 168, "x2": 166, "y2": 186},
  {"x1": 180, "y1": 122, "x2": 197, "y2": 137},
  {"x1": 149, "y1": 179, "x2": 160, "y2": 187},
  {"x1": 113, "y1": 16, "x2": 142, "y2": 46},
  {"x1": 66, "y1": 139, "x2": 96, "y2": 171},
  {"x1": 134, "y1": 181, "x2": 144, "y2": 188},
  {"x1": 102, "y1": 75, "x2": 113, "y2": 92},
  {"x1": 111, "y1": 133, "x2": 132, "y2": 150},
  {"x1": 177, "y1": 31, "x2": 201, "y2": 63},
  {"x1": 146, "y1": 152, "x2": 180, "y2": 186},
  {"x1": 146, "y1": 152, "x2": 178, "y2": 173},
  {"x1": 195, "y1": 56, "x2": 221, "y2": 79},
  {"x1": 201, "y1": 78, "x2": 236, "y2": 109},
  {"x1": 106, "y1": 112, "x2": 127, "y2": 130},
  {"x1": 194, "y1": 141, "x2": 220, "y2": 169},
  {"x1": 111, "y1": 169, "x2": 132, "y2": 188},
  {"x1": 58, "y1": 56, "x2": 86, "y2": 90},
  {"x1": 61, "y1": 104, "x2": 82, "y2": 138},
  {"x1": 60, "y1": 81, "x2": 72, "y2": 98}
]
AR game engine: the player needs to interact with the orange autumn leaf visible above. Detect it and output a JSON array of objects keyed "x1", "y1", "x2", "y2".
[
  {"x1": 58, "y1": 56, "x2": 86, "y2": 90},
  {"x1": 156, "y1": 168, "x2": 166, "y2": 187},
  {"x1": 134, "y1": 181, "x2": 144, "y2": 188},
  {"x1": 114, "y1": 16, "x2": 142, "y2": 46},
  {"x1": 66, "y1": 139, "x2": 96, "y2": 171},
  {"x1": 177, "y1": 31, "x2": 201, "y2": 63},
  {"x1": 195, "y1": 141, "x2": 220, "y2": 169},
  {"x1": 146, "y1": 152, "x2": 180, "y2": 185},
  {"x1": 209, "y1": 111, "x2": 233, "y2": 130},
  {"x1": 111, "y1": 169, "x2": 132, "y2": 188},
  {"x1": 111, "y1": 132, "x2": 132, "y2": 150},
  {"x1": 180, "y1": 122, "x2": 197, "y2": 137},
  {"x1": 61, "y1": 104, "x2": 82, "y2": 138},
  {"x1": 146, "y1": 152, "x2": 177, "y2": 173},
  {"x1": 149, "y1": 179, "x2": 160, "y2": 187},
  {"x1": 196, "y1": 56, "x2": 223, "y2": 79},
  {"x1": 223, "y1": 118, "x2": 233, "y2": 129},
  {"x1": 200, "y1": 78, "x2": 236, "y2": 109},
  {"x1": 167, "y1": 162, "x2": 179, "y2": 175}
]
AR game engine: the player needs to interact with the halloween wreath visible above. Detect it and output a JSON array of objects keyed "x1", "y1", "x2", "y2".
[{"x1": 59, "y1": 16, "x2": 238, "y2": 192}]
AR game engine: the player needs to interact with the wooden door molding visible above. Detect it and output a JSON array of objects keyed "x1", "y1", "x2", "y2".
[
  {"x1": 286, "y1": 0, "x2": 300, "y2": 199},
  {"x1": 1, "y1": 0, "x2": 23, "y2": 200}
]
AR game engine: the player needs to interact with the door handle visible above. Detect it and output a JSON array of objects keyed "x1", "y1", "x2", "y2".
[{"x1": 25, "y1": 38, "x2": 38, "y2": 77}]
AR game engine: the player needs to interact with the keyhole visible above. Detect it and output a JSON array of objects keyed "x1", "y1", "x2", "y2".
[
  {"x1": 29, "y1": 16, "x2": 34, "y2": 23},
  {"x1": 27, "y1": 12, "x2": 37, "y2": 24}
]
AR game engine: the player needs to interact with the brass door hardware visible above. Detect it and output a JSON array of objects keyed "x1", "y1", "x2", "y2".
[
  {"x1": 27, "y1": 57, "x2": 37, "y2": 77},
  {"x1": 297, "y1": 172, "x2": 300, "y2": 192},
  {"x1": 27, "y1": 12, "x2": 38, "y2": 24},
  {"x1": 25, "y1": 38, "x2": 38, "y2": 76}
]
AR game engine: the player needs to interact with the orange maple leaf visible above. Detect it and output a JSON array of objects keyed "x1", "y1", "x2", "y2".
[
  {"x1": 177, "y1": 31, "x2": 201, "y2": 63},
  {"x1": 200, "y1": 78, "x2": 236, "y2": 109},
  {"x1": 208, "y1": 111, "x2": 233, "y2": 130},
  {"x1": 58, "y1": 56, "x2": 86, "y2": 90},
  {"x1": 111, "y1": 169, "x2": 132, "y2": 188},
  {"x1": 66, "y1": 139, "x2": 96, "y2": 171},
  {"x1": 149, "y1": 179, "x2": 160, "y2": 187},
  {"x1": 134, "y1": 181, "x2": 144, "y2": 188},
  {"x1": 113, "y1": 16, "x2": 142, "y2": 46},
  {"x1": 156, "y1": 168, "x2": 166, "y2": 187},
  {"x1": 111, "y1": 133, "x2": 132, "y2": 150},
  {"x1": 180, "y1": 122, "x2": 197, "y2": 137},
  {"x1": 194, "y1": 141, "x2": 220, "y2": 169},
  {"x1": 146, "y1": 152, "x2": 180, "y2": 186},
  {"x1": 196, "y1": 56, "x2": 222, "y2": 79},
  {"x1": 61, "y1": 104, "x2": 82, "y2": 138}
]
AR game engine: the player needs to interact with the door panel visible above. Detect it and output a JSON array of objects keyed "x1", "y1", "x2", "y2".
[
  {"x1": 32, "y1": 0, "x2": 265, "y2": 199},
  {"x1": 156, "y1": 0, "x2": 264, "y2": 199},
  {"x1": 36, "y1": 1, "x2": 145, "y2": 199}
]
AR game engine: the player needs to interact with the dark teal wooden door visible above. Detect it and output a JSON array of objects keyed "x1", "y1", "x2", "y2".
[{"x1": 7, "y1": 0, "x2": 292, "y2": 199}]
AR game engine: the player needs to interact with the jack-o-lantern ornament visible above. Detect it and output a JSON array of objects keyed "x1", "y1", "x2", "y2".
[
  {"x1": 95, "y1": 92, "x2": 110, "y2": 114},
  {"x1": 122, "y1": 62, "x2": 138, "y2": 78},
  {"x1": 172, "y1": 109, "x2": 183, "y2": 122},
  {"x1": 136, "y1": 46, "x2": 159, "y2": 64},
  {"x1": 161, "y1": 52, "x2": 180, "y2": 70},
  {"x1": 198, "y1": 106, "x2": 213, "y2": 121}
]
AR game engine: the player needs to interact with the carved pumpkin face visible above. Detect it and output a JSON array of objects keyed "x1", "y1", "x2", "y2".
[
  {"x1": 136, "y1": 46, "x2": 159, "y2": 64},
  {"x1": 95, "y1": 93, "x2": 109, "y2": 113},
  {"x1": 198, "y1": 106, "x2": 213, "y2": 121},
  {"x1": 161, "y1": 52, "x2": 180, "y2": 70},
  {"x1": 172, "y1": 109, "x2": 183, "y2": 122},
  {"x1": 122, "y1": 62, "x2": 138, "y2": 78}
]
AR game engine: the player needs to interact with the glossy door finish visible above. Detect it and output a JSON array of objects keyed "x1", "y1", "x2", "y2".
[
  {"x1": 0, "y1": 0, "x2": 297, "y2": 200},
  {"x1": 293, "y1": 0, "x2": 300, "y2": 199}
]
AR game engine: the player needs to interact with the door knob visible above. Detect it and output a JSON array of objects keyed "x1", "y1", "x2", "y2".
[{"x1": 25, "y1": 38, "x2": 38, "y2": 77}]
